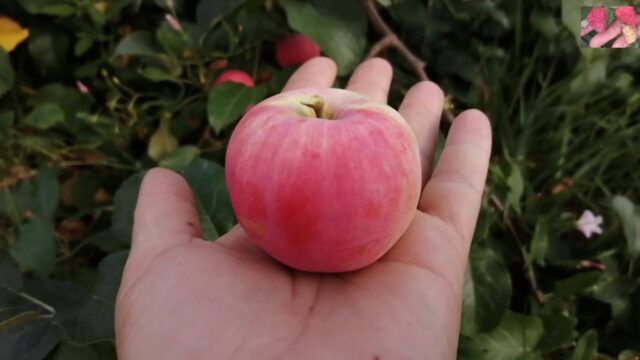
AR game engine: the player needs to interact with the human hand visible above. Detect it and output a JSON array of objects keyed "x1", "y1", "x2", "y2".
[{"x1": 115, "y1": 57, "x2": 492, "y2": 359}]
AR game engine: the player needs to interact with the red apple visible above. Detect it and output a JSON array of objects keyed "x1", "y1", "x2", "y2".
[
  {"x1": 208, "y1": 58, "x2": 228, "y2": 70},
  {"x1": 275, "y1": 35, "x2": 321, "y2": 68},
  {"x1": 214, "y1": 70, "x2": 254, "y2": 87},
  {"x1": 225, "y1": 88, "x2": 421, "y2": 272}
]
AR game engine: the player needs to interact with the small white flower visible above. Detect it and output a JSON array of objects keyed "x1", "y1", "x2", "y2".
[
  {"x1": 165, "y1": 14, "x2": 182, "y2": 32},
  {"x1": 581, "y1": 19, "x2": 588, "y2": 28},
  {"x1": 576, "y1": 210, "x2": 603, "y2": 238}
]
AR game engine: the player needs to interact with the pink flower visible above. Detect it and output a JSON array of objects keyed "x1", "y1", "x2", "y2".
[
  {"x1": 575, "y1": 210, "x2": 603, "y2": 238},
  {"x1": 76, "y1": 80, "x2": 90, "y2": 94},
  {"x1": 165, "y1": 14, "x2": 182, "y2": 32}
]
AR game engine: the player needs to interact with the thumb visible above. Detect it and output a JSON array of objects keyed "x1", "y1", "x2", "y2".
[{"x1": 121, "y1": 167, "x2": 201, "y2": 286}]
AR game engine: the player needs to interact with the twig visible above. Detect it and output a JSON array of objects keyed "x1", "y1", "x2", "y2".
[
  {"x1": 361, "y1": 0, "x2": 428, "y2": 80},
  {"x1": 198, "y1": 127, "x2": 214, "y2": 146},
  {"x1": 360, "y1": 0, "x2": 455, "y2": 122},
  {"x1": 365, "y1": 35, "x2": 395, "y2": 59},
  {"x1": 489, "y1": 192, "x2": 545, "y2": 303}
]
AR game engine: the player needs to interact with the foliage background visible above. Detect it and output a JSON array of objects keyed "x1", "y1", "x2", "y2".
[{"x1": 1, "y1": 0, "x2": 639, "y2": 359}]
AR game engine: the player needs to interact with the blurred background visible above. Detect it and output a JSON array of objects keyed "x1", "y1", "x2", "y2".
[{"x1": 0, "y1": 0, "x2": 639, "y2": 358}]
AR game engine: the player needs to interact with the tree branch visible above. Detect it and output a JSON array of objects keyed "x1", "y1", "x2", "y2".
[
  {"x1": 365, "y1": 35, "x2": 395, "y2": 59},
  {"x1": 360, "y1": 0, "x2": 455, "y2": 122},
  {"x1": 489, "y1": 192, "x2": 545, "y2": 303},
  {"x1": 361, "y1": 0, "x2": 428, "y2": 80}
]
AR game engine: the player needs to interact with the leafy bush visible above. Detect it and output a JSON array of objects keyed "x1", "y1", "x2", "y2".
[{"x1": 1, "y1": 0, "x2": 639, "y2": 359}]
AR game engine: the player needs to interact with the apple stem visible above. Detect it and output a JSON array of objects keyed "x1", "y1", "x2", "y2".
[{"x1": 301, "y1": 96, "x2": 332, "y2": 119}]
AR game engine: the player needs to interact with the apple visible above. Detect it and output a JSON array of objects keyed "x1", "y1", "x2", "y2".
[
  {"x1": 214, "y1": 70, "x2": 255, "y2": 87},
  {"x1": 225, "y1": 88, "x2": 421, "y2": 272},
  {"x1": 275, "y1": 35, "x2": 321, "y2": 68},
  {"x1": 208, "y1": 58, "x2": 229, "y2": 70}
]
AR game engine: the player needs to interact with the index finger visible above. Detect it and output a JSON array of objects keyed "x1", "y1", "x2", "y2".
[{"x1": 282, "y1": 57, "x2": 337, "y2": 92}]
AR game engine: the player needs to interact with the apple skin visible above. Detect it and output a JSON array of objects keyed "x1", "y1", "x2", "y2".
[
  {"x1": 214, "y1": 70, "x2": 255, "y2": 87},
  {"x1": 275, "y1": 35, "x2": 321, "y2": 68},
  {"x1": 225, "y1": 88, "x2": 421, "y2": 272}
]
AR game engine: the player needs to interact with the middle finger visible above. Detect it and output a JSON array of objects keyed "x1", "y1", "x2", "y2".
[{"x1": 346, "y1": 58, "x2": 393, "y2": 103}]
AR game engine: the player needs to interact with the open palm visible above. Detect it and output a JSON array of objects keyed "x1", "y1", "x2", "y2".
[{"x1": 115, "y1": 58, "x2": 492, "y2": 360}]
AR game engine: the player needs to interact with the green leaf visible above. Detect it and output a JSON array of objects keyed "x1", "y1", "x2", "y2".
[
  {"x1": 536, "y1": 314, "x2": 576, "y2": 352},
  {"x1": 94, "y1": 251, "x2": 128, "y2": 304},
  {"x1": 235, "y1": 5, "x2": 285, "y2": 44},
  {"x1": 506, "y1": 164, "x2": 524, "y2": 214},
  {"x1": 31, "y1": 84, "x2": 92, "y2": 129},
  {"x1": 0, "y1": 49, "x2": 15, "y2": 98},
  {"x1": 87, "y1": 229, "x2": 128, "y2": 253},
  {"x1": 0, "y1": 317, "x2": 64, "y2": 360},
  {"x1": 572, "y1": 329, "x2": 598, "y2": 360},
  {"x1": 281, "y1": 0, "x2": 367, "y2": 75},
  {"x1": 196, "y1": 199, "x2": 219, "y2": 240},
  {"x1": 148, "y1": 116, "x2": 179, "y2": 161},
  {"x1": 10, "y1": 218, "x2": 57, "y2": 276},
  {"x1": 207, "y1": 83, "x2": 267, "y2": 134},
  {"x1": 156, "y1": 23, "x2": 194, "y2": 59},
  {"x1": 530, "y1": 11, "x2": 559, "y2": 39},
  {"x1": 139, "y1": 66, "x2": 178, "y2": 82},
  {"x1": 458, "y1": 335, "x2": 489, "y2": 360},
  {"x1": 529, "y1": 217, "x2": 549, "y2": 266},
  {"x1": 196, "y1": 0, "x2": 245, "y2": 29},
  {"x1": 461, "y1": 246, "x2": 512, "y2": 335},
  {"x1": 0, "y1": 251, "x2": 22, "y2": 289},
  {"x1": 592, "y1": 276, "x2": 637, "y2": 319},
  {"x1": 111, "y1": 172, "x2": 145, "y2": 244},
  {"x1": 91, "y1": 342, "x2": 117, "y2": 358},
  {"x1": 0, "y1": 178, "x2": 35, "y2": 223},
  {"x1": 180, "y1": 158, "x2": 235, "y2": 238},
  {"x1": 54, "y1": 342, "x2": 98, "y2": 360},
  {"x1": 17, "y1": 253, "x2": 126, "y2": 346},
  {"x1": 22, "y1": 104, "x2": 65, "y2": 130},
  {"x1": 0, "y1": 110, "x2": 15, "y2": 134},
  {"x1": 31, "y1": 168, "x2": 60, "y2": 221},
  {"x1": 554, "y1": 271, "x2": 602, "y2": 296},
  {"x1": 606, "y1": 7, "x2": 615, "y2": 28},
  {"x1": 21, "y1": 278, "x2": 115, "y2": 344},
  {"x1": 473, "y1": 311, "x2": 544, "y2": 360},
  {"x1": 611, "y1": 196, "x2": 640, "y2": 260},
  {"x1": 160, "y1": 145, "x2": 201, "y2": 170},
  {"x1": 561, "y1": 0, "x2": 585, "y2": 44},
  {"x1": 20, "y1": 0, "x2": 75, "y2": 15},
  {"x1": 28, "y1": 30, "x2": 70, "y2": 77},
  {"x1": 64, "y1": 294, "x2": 114, "y2": 344},
  {"x1": 40, "y1": 4, "x2": 76, "y2": 16},
  {"x1": 113, "y1": 32, "x2": 163, "y2": 57},
  {"x1": 74, "y1": 33, "x2": 95, "y2": 56}
]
